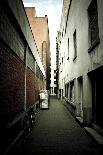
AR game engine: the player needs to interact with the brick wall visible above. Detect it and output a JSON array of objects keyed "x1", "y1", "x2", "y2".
[
  {"x1": 25, "y1": 7, "x2": 37, "y2": 18},
  {"x1": 0, "y1": 1, "x2": 45, "y2": 118},
  {"x1": 26, "y1": 64, "x2": 44, "y2": 108},
  {"x1": 26, "y1": 67, "x2": 35, "y2": 108},
  {"x1": 25, "y1": 8, "x2": 48, "y2": 68},
  {"x1": 0, "y1": 1, "x2": 46, "y2": 153},
  {"x1": 0, "y1": 41, "x2": 25, "y2": 116},
  {"x1": 25, "y1": 7, "x2": 51, "y2": 90},
  {"x1": 7, "y1": 0, "x2": 45, "y2": 78},
  {"x1": 0, "y1": 4, "x2": 25, "y2": 62}
]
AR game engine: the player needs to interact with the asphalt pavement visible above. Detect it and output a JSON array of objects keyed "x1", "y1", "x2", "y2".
[{"x1": 12, "y1": 96, "x2": 103, "y2": 155}]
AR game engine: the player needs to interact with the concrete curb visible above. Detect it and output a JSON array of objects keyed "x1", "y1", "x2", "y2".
[{"x1": 84, "y1": 127, "x2": 103, "y2": 145}]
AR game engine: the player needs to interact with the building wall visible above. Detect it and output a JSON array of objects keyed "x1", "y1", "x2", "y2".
[
  {"x1": 7, "y1": 0, "x2": 45, "y2": 77},
  {"x1": 25, "y1": 7, "x2": 51, "y2": 90},
  {"x1": 0, "y1": 1, "x2": 46, "y2": 153},
  {"x1": 0, "y1": 41, "x2": 25, "y2": 115},
  {"x1": 63, "y1": 0, "x2": 71, "y2": 17},
  {"x1": 58, "y1": 0, "x2": 70, "y2": 99},
  {"x1": 25, "y1": 7, "x2": 48, "y2": 64},
  {"x1": 25, "y1": 7, "x2": 37, "y2": 18},
  {"x1": 56, "y1": 31, "x2": 61, "y2": 98},
  {"x1": 58, "y1": 0, "x2": 103, "y2": 128},
  {"x1": 64, "y1": 0, "x2": 103, "y2": 81},
  {"x1": 0, "y1": 0, "x2": 45, "y2": 114},
  {"x1": 50, "y1": 67, "x2": 57, "y2": 95}
]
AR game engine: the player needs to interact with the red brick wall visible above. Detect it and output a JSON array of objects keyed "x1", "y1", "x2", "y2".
[
  {"x1": 0, "y1": 40, "x2": 45, "y2": 117},
  {"x1": 0, "y1": 41, "x2": 25, "y2": 116},
  {"x1": 25, "y1": 8, "x2": 49, "y2": 65},
  {"x1": 26, "y1": 66, "x2": 44, "y2": 107},
  {"x1": 25, "y1": 7, "x2": 37, "y2": 19},
  {"x1": 26, "y1": 67, "x2": 35, "y2": 108},
  {"x1": 25, "y1": 7, "x2": 51, "y2": 89},
  {"x1": 0, "y1": 4, "x2": 46, "y2": 118}
]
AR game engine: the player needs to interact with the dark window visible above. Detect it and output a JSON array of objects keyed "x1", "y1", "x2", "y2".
[
  {"x1": 62, "y1": 31, "x2": 63, "y2": 37},
  {"x1": 88, "y1": 0, "x2": 100, "y2": 52},
  {"x1": 65, "y1": 85, "x2": 66, "y2": 97},
  {"x1": 67, "y1": 38, "x2": 69, "y2": 60},
  {"x1": 73, "y1": 30, "x2": 77, "y2": 61},
  {"x1": 65, "y1": 83, "x2": 69, "y2": 98},
  {"x1": 62, "y1": 57, "x2": 63, "y2": 63},
  {"x1": 70, "y1": 81, "x2": 74, "y2": 102},
  {"x1": 67, "y1": 83, "x2": 69, "y2": 98},
  {"x1": 36, "y1": 63, "x2": 40, "y2": 78}
]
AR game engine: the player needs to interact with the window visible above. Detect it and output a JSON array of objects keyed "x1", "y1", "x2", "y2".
[
  {"x1": 67, "y1": 83, "x2": 69, "y2": 98},
  {"x1": 65, "y1": 85, "x2": 66, "y2": 97},
  {"x1": 62, "y1": 57, "x2": 63, "y2": 63},
  {"x1": 88, "y1": 0, "x2": 100, "y2": 52},
  {"x1": 42, "y1": 42, "x2": 43, "y2": 63},
  {"x1": 54, "y1": 70, "x2": 56, "y2": 74},
  {"x1": 36, "y1": 63, "x2": 40, "y2": 78},
  {"x1": 70, "y1": 81, "x2": 74, "y2": 102},
  {"x1": 54, "y1": 74, "x2": 56, "y2": 79},
  {"x1": 42, "y1": 41, "x2": 46, "y2": 62},
  {"x1": 62, "y1": 31, "x2": 63, "y2": 37},
  {"x1": 65, "y1": 83, "x2": 69, "y2": 98},
  {"x1": 67, "y1": 38, "x2": 69, "y2": 60},
  {"x1": 73, "y1": 30, "x2": 77, "y2": 61}
]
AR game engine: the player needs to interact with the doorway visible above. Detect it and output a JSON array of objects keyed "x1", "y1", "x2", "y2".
[
  {"x1": 91, "y1": 67, "x2": 103, "y2": 129},
  {"x1": 78, "y1": 77, "x2": 83, "y2": 118}
]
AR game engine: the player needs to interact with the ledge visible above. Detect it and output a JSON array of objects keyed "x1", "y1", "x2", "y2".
[
  {"x1": 75, "y1": 116, "x2": 83, "y2": 126},
  {"x1": 73, "y1": 56, "x2": 77, "y2": 61},
  {"x1": 64, "y1": 97, "x2": 76, "y2": 109},
  {"x1": 84, "y1": 127, "x2": 103, "y2": 145}
]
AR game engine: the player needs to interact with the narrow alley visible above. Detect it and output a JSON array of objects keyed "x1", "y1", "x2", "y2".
[
  {"x1": 12, "y1": 97, "x2": 103, "y2": 155},
  {"x1": 1, "y1": 0, "x2": 103, "y2": 155}
]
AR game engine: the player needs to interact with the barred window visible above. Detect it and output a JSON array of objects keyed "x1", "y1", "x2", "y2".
[{"x1": 88, "y1": 0, "x2": 99, "y2": 50}]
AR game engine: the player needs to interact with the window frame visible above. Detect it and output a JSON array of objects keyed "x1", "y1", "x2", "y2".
[{"x1": 88, "y1": 0, "x2": 100, "y2": 53}]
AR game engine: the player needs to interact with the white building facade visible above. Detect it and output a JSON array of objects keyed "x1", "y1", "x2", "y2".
[
  {"x1": 58, "y1": 0, "x2": 71, "y2": 100},
  {"x1": 57, "y1": 0, "x2": 103, "y2": 132},
  {"x1": 50, "y1": 66, "x2": 57, "y2": 95}
]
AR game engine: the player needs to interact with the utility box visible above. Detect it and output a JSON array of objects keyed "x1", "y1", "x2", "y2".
[{"x1": 39, "y1": 90, "x2": 49, "y2": 109}]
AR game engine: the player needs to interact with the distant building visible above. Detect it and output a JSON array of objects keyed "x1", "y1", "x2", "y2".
[
  {"x1": 25, "y1": 7, "x2": 51, "y2": 90},
  {"x1": 57, "y1": 0, "x2": 103, "y2": 133},
  {"x1": 50, "y1": 66, "x2": 57, "y2": 95},
  {"x1": 56, "y1": 31, "x2": 61, "y2": 98},
  {"x1": 56, "y1": 0, "x2": 70, "y2": 100}
]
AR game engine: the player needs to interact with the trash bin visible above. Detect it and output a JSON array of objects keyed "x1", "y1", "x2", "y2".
[{"x1": 39, "y1": 90, "x2": 49, "y2": 109}]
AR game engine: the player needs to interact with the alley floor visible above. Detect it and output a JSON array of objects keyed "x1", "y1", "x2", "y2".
[{"x1": 12, "y1": 97, "x2": 103, "y2": 155}]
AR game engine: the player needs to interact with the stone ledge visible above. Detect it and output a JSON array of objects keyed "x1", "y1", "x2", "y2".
[
  {"x1": 75, "y1": 117, "x2": 83, "y2": 126},
  {"x1": 84, "y1": 127, "x2": 103, "y2": 145}
]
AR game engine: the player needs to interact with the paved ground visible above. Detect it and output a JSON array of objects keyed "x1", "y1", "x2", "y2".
[{"x1": 12, "y1": 97, "x2": 103, "y2": 155}]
